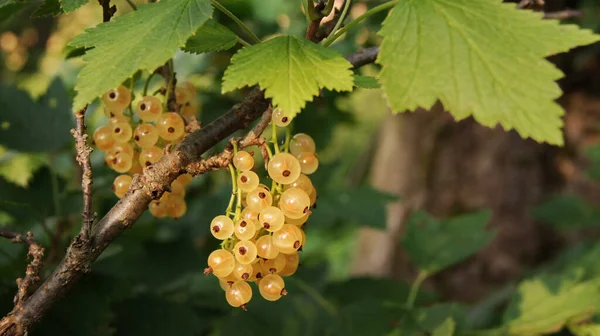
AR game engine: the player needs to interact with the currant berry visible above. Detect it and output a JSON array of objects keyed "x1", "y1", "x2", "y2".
[
  {"x1": 128, "y1": 156, "x2": 143, "y2": 175},
  {"x1": 167, "y1": 196, "x2": 187, "y2": 218},
  {"x1": 181, "y1": 101, "x2": 200, "y2": 118},
  {"x1": 233, "y1": 262, "x2": 253, "y2": 281},
  {"x1": 234, "y1": 219, "x2": 256, "y2": 241},
  {"x1": 279, "y1": 252, "x2": 300, "y2": 276},
  {"x1": 238, "y1": 170, "x2": 259, "y2": 193},
  {"x1": 156, "y1": 112, "x2": 185, "y2": 141},
  {"x1": 102, "y1": 85, "x2": 131, "y2": 111},
  {"x1": 110, "y1": 142, "x2": 135, "y2": 157},
  {"x1": 289, "y1": 133, "x2": 316, "y2": 156},
  {"x1": 219, "y1": 273, "x2": 237, "y2": 290},
  {"x1": 111, "y1": 153, "x2": 133, "y2": 173},
  {"x1": 247, "y1": 262, "x2": 264, "y2": 282},
  {"x1": 108, "y1": 115, "x2": 129, "y2": 125},
  {"x1": 133, "y1": 123, "x2": 159, "y2": 148},
  {"x1": 139, "y1": 146, "x2": 163, "y2": 167},
  {"x1": 111, "y1": 121, "x2": 133, "y2": 143},
  {"x1": 258, "y1": 274, "x2": 287, "y2": 301},
  {"x1": 279, "y1": 187, "x2": 311, "y2": 219},
  {"x1": 259, "y1": 253, "x2": 286, "y2": 274},
  {"x1": 255, "y1": 235, "x2": 279, "y2": 259},
  {"x1": 268, "y1": 153, "x2": 301, "y2": 184},
  {"x1": 170, "y1": 179, "x2": 186, "y2": 197},
  {"x1": 211, "y1": 215, "x2": 234, "y2": 240},
  {"x1": 271, "y1": 108, "x2": 291, "y2": 127},
  {"x1": 259, "y1": 206, "x2": 285, "y2": 232},
  {"x1": 234, "y1": 240, "x2": 258, "y2": 265},
  {"x1": 225, "y1": 281, "x2": 253, "y2": 309},
  {"x1": 296, "y1": 152, "x2": 319, "y2": 175},
  {"x1": 233, "y1": 151, "x2": 254, "y2": 171},
  {"x1": 286, "y1": 213, "x2": 308, "y2": 227},
  {"x1": 285, "y1": 174, "x2": 313, "y2": 195},
  {"x1": 112, "y1": 174, "x2": 132, "y2": 198},
  {"x1": 246, "y1": 187, "x2": 273, "y2": 212},
  {"x1": 175, "y1": 85, "x2": 193, "y2": 105},
  {"x1": 149, "y1": 200, "x2": 168, "y2": 218},
  {"x1": 176, "y1": 173, "x2": 193, "y2": 186},
  {"x1": 205, "y1": 249, "x2": 235, "y2": 278},
  {"x1": 272, "y1": 224, "x2": 303, "y2": 254},
  {"x1": 93, "y1": 126, "x2": 115, "y2": 151},
  {"x1": 103, "y1": 105, "x2": 124, "y2": 118},
  {"x1": 136, "y1": 96, "x2": 163, "y2": 122}
]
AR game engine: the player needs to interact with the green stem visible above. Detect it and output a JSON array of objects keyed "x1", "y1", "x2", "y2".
[
  {"x1": 301, "y1": 0, "x2": 311, "y2": 23},
  {"x1": 283, "y1": 126, "x2": 291, "y2": 152},
  {"x1": 271, "y1": 122, "x2": 280, "y2": 154},
  {"x1": 226, "y1": 164, "x2": 237, "y2": 216},
  {"x1": 406, "y1": 271, "x2": 428, "y2": 309},
  {"x1": 322, "y1": 0, "x2": 399, "y2": 47},
  {"x1": 237, "y1": 37, "x2": 251, "y2": 47},
  {"x1": 325, "y1": 0, "x2": 352, "y2": 45},
  {"x1": 163, "y1": 60, "x2": 175, "y2": 111},
  {"x1": 210, "y1": 0, "x2": 261, "y2": 44},
  {"x1": 143, "y1": 72, "x2": 156, "y2": 96},
  {"x1": 289, "y1": 278, "x2": 338, "y2": 317},
  {"x1": 125, "y1": 0, "x2": 137, "y2": 10}
]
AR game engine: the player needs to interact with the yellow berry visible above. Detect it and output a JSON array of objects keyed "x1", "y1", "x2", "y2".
[
  {"x1": 136, "y1": 96, "x2": 163, "y2": 122},
  {"x1": 234, "y1": 240, "x2": 258, "y2": 264},
  {"x1": 289, "y1": 133, "x2": 316, "y2": 156},
  {"x1": 139, "y1": 146, "x2": 163, "y2": 167},
  {"x1": 206, "y1": 249, "x2": 235, "y2": 278},
  {"x1": 258, "y1": 274, "x2": 286, "y2": 301},
  {"x1": 268, "y1": 153, "x2": 301, "y2": 184},
  {"x1": 225, "y1": 281, "x2": 252, "y2": 308},
  {"x1": 237, "y1": 170, "x2": 260, "y2": 193},
  {"x1": 279, "y1": 187, "x2": 310, "y2": 219},
  {"x1": 112, "y1": 174, "x2": 132, "y2": 198},
  {"x1": 133, "y1": 123, "x2": 159, "y2": 148},
  {"x1": 233, "y1": 151, "x2": 254, "y2": 171},
  {"x1": 211, "y1": 215, "x2": 234, "y2": 240},
  {"x1": 255, "y1": 235, "x2": 279, "y2": 259},
  {"x1": 271, "y1": 108, "x2": 291, "y2": 127},
  {"x1": 246, "y1": 187, "x2": 273, "y2": 213},
  {"x1": 93, "y1": 126, "x2": 115, "y2": 151},
  {"x1": 156, "y1": 112, "x2": 185, "y2": 141}
]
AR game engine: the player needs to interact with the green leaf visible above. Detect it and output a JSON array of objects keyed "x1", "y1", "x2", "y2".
[
  {"x1": 402, "y1": 210, "x2": 494, "y2": 274},
  {"x1": 0, "y1": 0, "x2": 28, "y2": 23},
  {"x1": 433, "y1": 318, "x2": 456, "y2": 336},
  {"x1": 182, "y1": 19, "x2": 238, "y2": 54},
  {"x1": 0, "y1": 78, "x2": 74, "y2": 152},
  {"x1": 60, "y1": 0, "x2": 86, "y2": 13},
  {"x1": 377, "y1": 0, "x2": 600, "y2": 145},
  {"x1": 32, "y1": 0, "x2": 62, "y2": 17},
  {"x1": 532, "y1": 195, "x2": 600, "y2": 230},
  {"x1": 222, "y1": 35, "x2": 354, "y2": 118},
  {"x1": 570, "y1": 323, "x2": 600, "y2": 336},
  {"x1": 584, "y1": 145, "x2": 600, "y2": 181},
  {"x1": 411, "y1": 303, "x2": 469, "y2": 332},
  {"x1": 328, "y1": 300, "x2": 401, "y2": 336},
  {"x1": 69, "y1": 0, "x2": 213, "y2": 109},
  {"x1": 0, "y1": 151, "x2": 46, "y2": 187},
  {"x1": 354, "y1": 75, "x2": 380, "y2": 89},
  {"x1": 503, "y1": 274, "x2": 600, "y2": 335}
]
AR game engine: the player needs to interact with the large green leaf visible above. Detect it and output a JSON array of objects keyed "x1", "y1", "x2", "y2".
[
  {"x1": 183, "y1": 19, "x2": 238, "y2": 54},
  {"x1": 433, "y1": 318, "x2": 456, "y2": 336},
  {"x1": 69, "y1": 0, "x2": 212, "y2": 109},
  {"x1": 32, "y1": 0, "x2": 61, "y2": 17},
  {"x1": 0, "y1": 151, "x2": 46, "y2": 187},
  {"x1": 532, "y1": 195, "x2": 600, "y2": 230},
  {"x1": 60, "y1": 0, "x2": 86, "y2": 13},
  {"x1": 377, "y1": 0, "x2": 600, "y2": 145},
  {"x1": 402, "y1": 210, "x2": 494, "y2": 274},
  {"x1": 222, "y1": 35, "x2": 354, "y2": 118},
  {"x1": 0, "y1": 0, "x2": 28, "y2": 23},
  {"x1": 0, "y1": 79, "x2": 73, "y2": 152},
  {"x1": 503, "y1": 273, "x2": 600, "y2": 335}
]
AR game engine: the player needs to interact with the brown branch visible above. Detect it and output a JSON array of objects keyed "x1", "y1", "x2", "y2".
[
  {"x1": 345, "y1": 46, "x2": 379, "y2": 68},
  {"x1": 0, "y1": 231, "x2": 44, "y2": 336},
  {"x1": 98, "y1": 0, "x2": 116, "y2": 22},
  {"x1": 0, "y1": 48, "x2": 380, "y2": 336},
  {"x1": 70, "y1": 106, "x2": 94, "y2": 243}
]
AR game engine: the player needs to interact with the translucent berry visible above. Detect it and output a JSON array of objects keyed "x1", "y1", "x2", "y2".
[
  {"x1": 181, "y1": 101, "x2": 200, "y2": 118},
  {"x1": 260, "y1": 253, "x2": 286, "y2": 274},
  {"x1": 259, "y1": 206, "x2": 285, "y2": 232},
  {"x1": 110, "y1": 142, "x2": 134, "y2": 157},
  {"x1": 93, "y1": 126, "x2": 115, "y2": 151},
  {"x1": 233, "y1": 262, "x2": 253, "y2": 281},
  {"x1": 234, "y1": 219, "x2": 256, "y2": 241},
  {"x1": 170, "y1": 179, "x2": 186, "y2": 196},
  {"x1": 237, "y1": 170, "x2": 260, "y2": 193},
  {"x1": 268, "y1": 153, "x2": 301, "y2": 184},
  {"x1": 180, "y1": 81, "x2": 197, "y2": 100},
  {"x1": 139, "y1": 146, "x2": 163, "y2": 167},
  {"x1": 175, "y1": 85, "x2": 194, "y2": 105},
  {"x1": 272, "y1": 224, "x2": 303, "y2": 254},
  {"x1": 272, "y1": 108, "x2": 291, "y2": 127},
  {"x1": 167, "y1": 196, "x2": 187, "y2": 218},
  {"x1": 219, "y1": 273, "x2": 237, "y2": 290},
  {"x1": 233, "y1": 151, "x2": 254, "y2": 171},
  {"x1": 205, "y1": 249, "x2": 235, "y2": 278},
  {"x1": 234, "y1": 240, "x2": 258, "y2": 264},
  {"x1": 110, "y1": 153, "x2": 133, "y2": 173},
  {"x1": 289, "y1": 133, "x2": 316, "y2": 156},
  {"x1": 136, "y1": 96, "x2": 163, "y2": 122},
  {"x1": 286, "y1": 213, "x2": 308, "y2": 227},
  {"x1": 241, "y1": 208, "x2": 261, "y2": 230},
  {"x1": 285, "y1": 174, "x2": 313, "y2": 195},
  {"x1": 128, "y1": 156, "x2": 143, "y2": 175},
  {"x1": 133, "y1": 123, "x2": 159, "y2": 148},
  {"x1": 108, "y1": 115, "x2": 129, "y2": 126},
  {"x1": 176, "y1": 173, "x2": 193, "y2": 186},
  {"x1": 246, "y1": 187, "x2": 273, "y2": 212},
  {"x1": 258, "y1": 274, "x2": 287, "y2": 301},
  {"x1": 225, "y1": 281, "x2": 252, "y2": 309},
  {"x1": 279, "y1": 253, "x2": 300, "y2": 276},
  {"x1": 112, "y1": 174, "x2": 132, "y2": 198},
  {"x1": 255, "y1": 235, "x2": 279, "y2": 259},
  {"x1": 149, "y1": 200, "x2": 168, "y2": 218},
  {"x1": 156, "y1": 112, "x2": 185, "y2": 141},
  {"x1": 296, "y1": 152, "x2": 319, "y2": 175},
  {"x1": 211, "y1": 215, "x2": 234, "y2": 240},
  {"x1": 111, "y1": 121, "x2": 133, "y2": 143},
  {"x1": 279, "y1": 187, "x2": 310, "y2": 219},
  {"x1": 103, "y1": 105, "x2": 124, "y2": 118},
  {"x1": 248, "y1": 262, "x2": 264, "y2": 282},
  {"x1": 103, "y1": 85, "x2": 131, "y2": 111}
]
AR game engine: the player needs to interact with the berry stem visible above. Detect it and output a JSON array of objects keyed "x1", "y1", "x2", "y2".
[
  {"x1": 210, "y1": 0, "x2": 261, "y2": 44},
  {"x1": 322, "y1": 0, "x2": 399, "y2": 47},
  {"x1": 125, "y1": 0, "x2": 137, "y2": 10},
  {"x1": 143, "y1": 72, "x2": 156, "y2": 96},
  {"x1": 283, "y1": 126, "x2": 291, "y2": 152},
  {"x1": 326, "y1": 0, "x2": 352, "y2": 45},
  {"x1": 271, "y1": 122, "x2": 280, "y2": 154},
  {"x1": 406, "y1": 271, "x2": 428, "y2": 309},
  {"x1": 163, "y1": 59, "x2": 175, "y2": 112},
  {"x1": 226, "y1": 164, "x2": 237, "y2": 216}
]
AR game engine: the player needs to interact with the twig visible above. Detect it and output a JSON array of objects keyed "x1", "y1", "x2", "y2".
[
  {"x1": 70, "y1": 106, "x2": 94, "y2": 243},
  {"x1": 306, "y1": 0, "x2": 327, "y2": 41},
  {"x1": 98, "y1": 0, "x2": 116, "y2": 22},
  {"x1": 155, "y1": 61, "x2": 178, "y2": 113},
  {"x1": 517, "y1": 0, "x2": 544, "y2": 9},
  {"x1": 345, "y1": 46, "x2": 379, "y2": 68}
]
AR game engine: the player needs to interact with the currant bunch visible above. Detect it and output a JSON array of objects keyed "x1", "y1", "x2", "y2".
[
  {"x1": 205, "y1": 110, "x2": 319, "y2": 310},
  {"x1": 92, "y1": 82, "x2": 200, "y2": 219}
]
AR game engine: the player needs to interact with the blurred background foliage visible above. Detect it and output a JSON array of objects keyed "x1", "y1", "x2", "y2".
[{"x1": 1, "y1": 0, "x2": 600, "y2": 335}]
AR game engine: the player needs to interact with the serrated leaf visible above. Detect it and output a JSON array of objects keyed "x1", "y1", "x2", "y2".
[
  {"x1": 377, "y1": 0, "x2": 600, "y2": 145},
  {"x1": 570, "y1": 323, "x2": 600, "y2": 336},
  {"x1": 183, "y1": 19, "x2": 238, "y2": 54},
  {"x1": 222, "y1": 35, "x2": 354, "y2": 118},
  {"x1": 0, "y1": 78, "x2": 74, "y2": 152},
  {"x1": 69, "y1": 0, "x2": 212, "y2": 109},
  {"x1": 402, "y1": 210, "x2": 495, "y2": 274},
  {"x1": 532, "y1": 195, "x2": 600, "y2": 230},
  {"x1": 503, "y1": 274, "x2": 600, "y2": 335},
  {"x1": 0, "y1": 152, "x2": 46, "y2": 187},
  {"x1": 354, "y1": 75, "x2": 380, "y2": 89},
  {"x1": 433, "y1": 318, "x2": 456, "y2": 336},
  {"x1": 60, "y1": 0, "x2": 86, "y2": 13},
  {"x1": 32, "y1": 0, "x2": 62, "y2": 17}
]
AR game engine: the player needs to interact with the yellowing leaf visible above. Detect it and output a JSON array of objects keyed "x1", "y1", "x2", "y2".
[
  {"x1": 222, "y1": 35, "x2": 354, "y2": 118},
  {"x1": 69, "y1": 0, "x2": 212, "y2": 109},
  {"x1": 377, "y1": 0, "x2": 600, "y2": 145}
]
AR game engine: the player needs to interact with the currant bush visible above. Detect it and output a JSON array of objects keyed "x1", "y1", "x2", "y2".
[{"x1": 205, "y1": 113, "x2": 319, "y2": 308}]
